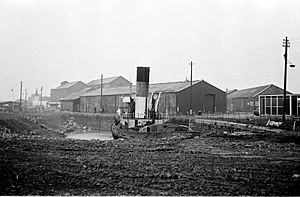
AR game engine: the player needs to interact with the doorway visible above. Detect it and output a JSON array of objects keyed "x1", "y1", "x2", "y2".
[{"x1": 204, "y1": 94, "x2": 215, "y2": 113}]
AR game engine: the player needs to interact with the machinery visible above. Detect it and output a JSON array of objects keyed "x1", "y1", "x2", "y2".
[{"x1": 111, "y1": 67, "x2": 193, "y2": 139}]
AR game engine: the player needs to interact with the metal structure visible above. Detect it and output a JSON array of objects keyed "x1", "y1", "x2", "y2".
[{"x1": 111, "y1": 67, "x2": 194, "y2": 140}]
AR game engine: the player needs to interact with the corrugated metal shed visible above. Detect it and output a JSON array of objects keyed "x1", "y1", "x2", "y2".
[
  {"x1": 82, "y1": 80, "x2": 202, "y2": 97},
  {"x1": 149, "y1": 80, "x2": 201, "y2": 93},
  {"x1": 60, "y1": 87, "x2": 94, "y2": 101}
]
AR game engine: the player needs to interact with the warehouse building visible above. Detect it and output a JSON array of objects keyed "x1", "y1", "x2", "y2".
[
  {"x1": 79, "y1": 80, "x2": 226, "y2": 114},
  {"x1": 227, "y1": 84, "x2": 290, "y2": 113},
  {"x1": 50, "y1": 81, "x2": 87, "y2": 102},
  {"x1": 60, "y1": 87, "x2": 94, "y2": 112},
  {"x1": 53, "y1": 76, "x2": 132, "y2": 111},
  {"x1": 86, "y1": 76, "x2": 132, "y2": 89}
]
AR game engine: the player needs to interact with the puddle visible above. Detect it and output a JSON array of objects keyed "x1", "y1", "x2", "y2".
[{"x1": 66, "y1": 130, "x2": 113, "y2": 140}]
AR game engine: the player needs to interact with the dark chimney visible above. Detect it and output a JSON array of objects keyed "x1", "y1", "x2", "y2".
[{"x1": 136, "y1": 67, "x2": 149, "y2": 97}]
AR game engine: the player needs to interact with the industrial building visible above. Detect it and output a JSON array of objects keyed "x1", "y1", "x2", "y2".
[
  {"x1": 77, "y1": 80, "x2": 226, "y2": 115},
  {"x1": 60, "y1": 87, "x2": 94, "y2": 112},
  {"x1": 227, "y1": 84, "x2": 290, "y2": 113},
  {"x1": 86, "y1": 76, "x2": 132, "y2": 89},
  {"x1": 55, "y1": 76, "x2": 132, "y2": 111},
  {"x1": 50, "y1": 81, "x2": 87, "y2": 102}
]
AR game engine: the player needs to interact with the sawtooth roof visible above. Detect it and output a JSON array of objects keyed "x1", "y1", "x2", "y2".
[{"x1": 82, "y1": 80, "x2": 202, "y2": 97}]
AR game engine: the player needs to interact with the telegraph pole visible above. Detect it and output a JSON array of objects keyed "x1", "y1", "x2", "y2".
[
  {"x1": 40, "y1": 86, "x2": 43, "y2": 110},
  {"x1": 19, "y1": 81, "x2": 22, "y2": 111},
  {"x1": 25, "y1": 89, "x2": 27, "y2": 109},
  {"x1": 189, "y1": 61, "x2": 193, "y2": 115},
  {"x1": 11, "y1": 88, "x2": 14, "y2": 111},
  {"x1": 282, "y1": 36, "x2": 290, "y2": 121}
]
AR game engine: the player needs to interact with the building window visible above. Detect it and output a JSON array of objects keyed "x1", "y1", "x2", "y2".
[
  {"x1": 278, "y1": 96, "x2": 283, "y2": 115},
  {"x1": 260, "y1": 97, "x2": 265, "y2": 114},
  {"x1": 266, "y1": 96, "x2": 271, "y2": 114},
  {"x1": 271, "y1": 96, "x2": 277, "y2": 115},
  {"x1": 259, "y1": 95, "x2": 295, "y2": 116}
]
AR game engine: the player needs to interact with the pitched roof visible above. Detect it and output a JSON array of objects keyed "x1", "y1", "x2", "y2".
[
  {"x1": 149, "y1": 80, "x2": 202, "y2": 93},
  {"x1": 54, "y1": 81, "x2": 84, "y2": 90},
  {"x1": 227, "y1": 84, "x2": 276, "y2": 99},
  {"x1": 226, "y1": 89, "x2": 238, "y2": 95},
  {"x1": 82, "y1": 80, "x2": 202, "y2": 97},
  {"x1": 60, "y1": 87, "x2": 94, "y2": 101},
  {"x1": 86, "y1": 76, "x2": 128, "y2": 86}
]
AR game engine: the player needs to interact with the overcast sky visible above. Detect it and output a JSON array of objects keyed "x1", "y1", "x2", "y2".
[{"x1": 0, "y1": 0, "x2": 300, "y2": 101}]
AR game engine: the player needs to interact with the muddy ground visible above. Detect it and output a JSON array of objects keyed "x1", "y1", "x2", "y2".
[{"x1": 0, "y1": 112, "x2": 300, "y2": 196}]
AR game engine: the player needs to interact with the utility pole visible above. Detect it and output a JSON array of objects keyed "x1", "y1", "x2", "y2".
[
  {"x1": 282, "y1": 36, "x2": 290, "y2": 121},
  {"x1": 189, "y1": 61, "x2": 193, "y2": 115},
  {"x1": 11, "y1": 88, "x2": 14, "y2": 111},
  {"x1": 25, "y1": 89, "x2": 27, "y2": 109},
  {"x1": 40, "y1": 86, "x2": 43, "y2": 111},
  {"x1": 19, "y1": 81, "x2": 22, "y2": 111}
]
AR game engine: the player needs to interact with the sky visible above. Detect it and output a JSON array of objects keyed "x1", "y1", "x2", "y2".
[{"x1": 0, "y1": 0, "x2": 300, "y2": 101}]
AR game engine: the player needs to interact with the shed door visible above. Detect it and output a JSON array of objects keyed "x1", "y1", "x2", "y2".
[{"x1": 204, "y1": 94, "x2": 215, "y2": 113}]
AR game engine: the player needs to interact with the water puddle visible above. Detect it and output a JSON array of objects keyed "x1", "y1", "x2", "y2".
[{"x1": 66, "y1": 130, "x2": 113, "y2": 140}]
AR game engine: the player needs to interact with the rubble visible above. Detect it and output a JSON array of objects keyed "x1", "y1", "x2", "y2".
[{"x1": 64, "y1": 116, "x2": 90, "y2": 133}]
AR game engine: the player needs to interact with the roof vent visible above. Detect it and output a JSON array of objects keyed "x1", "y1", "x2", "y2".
[{"x1": 61, "y1": 81, "x2": 69, "y2": 86}]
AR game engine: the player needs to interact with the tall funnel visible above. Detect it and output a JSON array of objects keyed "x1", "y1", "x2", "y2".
[{"x1": 135, "y1": 67, "x2": 150, "y2": 118}]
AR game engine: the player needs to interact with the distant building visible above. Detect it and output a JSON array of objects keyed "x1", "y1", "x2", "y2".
[
  {"x1": 87, "y1": 76, "x2": 132, "y2": 89},
  {"x1": 0, "y1": 101, "x2": 20, "y2": 111},
  {"x1": 31, "y1": 89, "x2": 40, "y2": 107},
  {"x1": 60, "y1": 87, "x2": 94, "y2": 112},
  {"x1": 50, "y1": 81, "x2": 87, "y2": 102},
  {"x1": 227, "y1": 84, "x2": 291, "y2": 113},
  {"x1": 28, "y1": 89, "x2": 51, "y2": 108},
  {"x1": 80, "y1": 80, "x2": 226, "y2": 114}
]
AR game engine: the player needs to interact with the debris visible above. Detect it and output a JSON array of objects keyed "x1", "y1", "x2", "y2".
[
  {"x1": 292, "y1": 174, "x2": 300, "y2": 178},
  {"x1": 266, "y1": 120, "x2": 282, "y2": 127}
]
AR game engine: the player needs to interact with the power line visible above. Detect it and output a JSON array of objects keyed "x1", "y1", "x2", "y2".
[{"x1": 289, "y1": 47, "x2": 300, "y2": 61}]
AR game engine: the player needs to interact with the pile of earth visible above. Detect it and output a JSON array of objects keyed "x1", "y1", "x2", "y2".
[
  {"x1": 0, "y1": 112, "x2": 300, "y2": 195},
  {"x1": 0, "y1": 112, "x2": 114, "y2": 138},
  {"x1": 0, "y1": 115, "x2": 65, "y2": 139}
]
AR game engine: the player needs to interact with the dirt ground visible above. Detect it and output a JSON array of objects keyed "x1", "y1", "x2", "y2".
[{"x1": 0, "y1": 112, "x2": 300, "y2": 196}]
